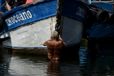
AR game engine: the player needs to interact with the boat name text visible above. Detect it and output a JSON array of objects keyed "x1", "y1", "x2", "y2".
[{"x1": 5, "y1": 10, "x2": 33, "y2": 26}]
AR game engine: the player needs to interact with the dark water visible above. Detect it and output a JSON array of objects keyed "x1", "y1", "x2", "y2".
[
  {"x1": 8, "y1": 55, "x2": 80, "y2": 76},
  {"x1": 1, "y1": 47, "x2": 114, "y2": 76}
]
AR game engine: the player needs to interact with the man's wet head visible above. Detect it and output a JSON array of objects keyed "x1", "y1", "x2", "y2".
[{"x1": 51, "y1": 31, "x2": 59, "y2": 40}]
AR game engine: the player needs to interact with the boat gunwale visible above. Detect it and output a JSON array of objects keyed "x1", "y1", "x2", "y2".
[
  {"x1": 3, "y1": 0, "x2": 56, "y2": 17},
  {"x1": 3, "y1": 0, "x2": 57, "y2": 32}
]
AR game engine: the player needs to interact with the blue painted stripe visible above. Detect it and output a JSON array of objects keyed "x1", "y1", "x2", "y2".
[
  {"x1": 92, "y1": 2, "x2": 114, "y2": 13},
  {"x1": 88, "y1": 23, "x2": 114, "y2": 38}
]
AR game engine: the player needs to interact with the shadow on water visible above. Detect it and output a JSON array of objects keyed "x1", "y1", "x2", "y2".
[
  {"x1": 0, "y1": 38, "x2": 12, "y2": 76},
  {"x1": 0, "y1": 46, "x2": 12, "y2": 76},
  {"x1": 47, "y1": 61, "x2": 80, "y2": 76}
]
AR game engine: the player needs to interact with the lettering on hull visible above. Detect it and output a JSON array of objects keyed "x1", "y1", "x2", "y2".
[{"x1": 5, "y1": 10, "x2": 32, "y2": 26}]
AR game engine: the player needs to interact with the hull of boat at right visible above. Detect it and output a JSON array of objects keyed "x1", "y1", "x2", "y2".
[
  {"x1": 61, "y1": 16, "x2": 83, "y2": 46},
  {"x1": 57, "y1": 0, "x2": 89, "y2": 60}
]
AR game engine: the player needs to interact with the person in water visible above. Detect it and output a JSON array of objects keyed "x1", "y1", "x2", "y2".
[{"x1": 43, "y1": 31, "x2": 64, "y2": 61}]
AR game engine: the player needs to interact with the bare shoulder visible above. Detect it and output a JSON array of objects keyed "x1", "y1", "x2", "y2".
[
  {"x1": 58, "y1": 38, "x2": 63, "y2": 42},
  {"x1": 43, "y1": 39, "x2": 53, "y2": 45},
  {"x1": 58, "y1": 39, "x2": 64, "y2": 45},
  {"x1": 59, "y1": 39, "x2": 66, "y2": 45},
  {"x1": 43, "y1": 40, "x2": 49, "y2": 46}
]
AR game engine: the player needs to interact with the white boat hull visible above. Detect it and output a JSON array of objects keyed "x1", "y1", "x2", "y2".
[{"x1": 10, "y1": 17, "x2": 56, "y2": 48}]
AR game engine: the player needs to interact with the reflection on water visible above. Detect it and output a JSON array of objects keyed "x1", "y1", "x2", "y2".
[
  {"x1": 80, "y1": 47, "x2": 114, "y2": 76},
  {"x1": 0, "y1": 46, "x2": 12, "y2": 76},
  {"x1": 8, "y1": 54, "x2": 80, "y2": 76},
  {"x1": 9, "y1": 55, "x2": 48, "y2": 76},
  {"x1": 47, "y1": 61, "x2": 60, "y2": 76},
  {"x1": 1, "y1": 47, "x2": 114, "y2": 76}
]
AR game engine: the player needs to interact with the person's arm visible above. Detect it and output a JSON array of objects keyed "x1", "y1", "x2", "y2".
[
  {"x1": 5, "y1": 1, "x2": 11, "y2": 11},
  {"x1": 43, "y1": 41, "x2": 47, "y2": 46},
  {"x1": 61, "y1": 40, "x2": 65, "y2": 47},
  {"x1": 59, "y1": 37, "x2": 65, "y2": 46}
]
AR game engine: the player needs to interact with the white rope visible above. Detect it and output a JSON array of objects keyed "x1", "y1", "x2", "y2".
[{"x1": 50, "y1": 17, "x2": 54, "y2": 36}]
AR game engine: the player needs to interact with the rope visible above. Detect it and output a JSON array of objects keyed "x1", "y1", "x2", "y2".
[
  {"x1": 55, "y1": 0, "x2": 63, "y2": 35},
  {"x1": 50, "y1": 17, "x2": 54, "y2": 36}
]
